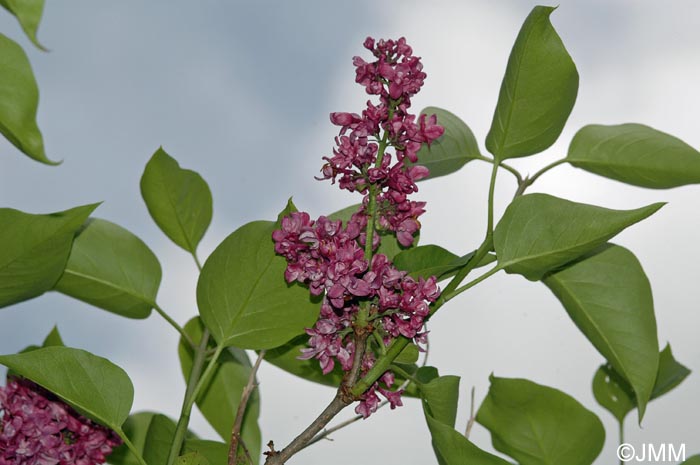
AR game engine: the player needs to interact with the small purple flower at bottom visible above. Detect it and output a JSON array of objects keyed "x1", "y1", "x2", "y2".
[{"x1": 0, "y1": 378, "x2": 121, "y2": 465}]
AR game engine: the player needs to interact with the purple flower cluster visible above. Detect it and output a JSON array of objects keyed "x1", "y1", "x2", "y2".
[
  {"x1": 319, "y1": 37, "x2": 443, "y2": 247},
  {"x1": 274, "y1": 37, "x2": 443, "y2": 418},
  {"x1": 0, "y1": 378, "x2": 121, "y2": 465}
]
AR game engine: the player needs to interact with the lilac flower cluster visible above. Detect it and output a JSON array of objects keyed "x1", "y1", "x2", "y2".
[
  {"x1": 273, "y1": 37, "x2": 443, "y2": 418},
  {"x1": 0, "y1": 378, "x2": 121, "y2": 465},
  {"x1": 320, "y1": 37, "x2": 444, "y2": 247}
]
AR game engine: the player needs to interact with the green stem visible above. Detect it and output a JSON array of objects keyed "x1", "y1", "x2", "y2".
[
  {"x1": 389, "y1": 363, "x2": 422, "y2": 386},
  {"x1": 486, "y1": 159, "x2": 499, "y2": 236},
  {"x1": 529, "y1": 158, "x2": 566, "y2": 185},
  {"x1": 476, "y1": 155, "x2": 522, "y2": 184},
  {"x1": 191, "y1": 251, "x2": 203, "y2": 272},
  {"x1": 121, "y1": 434, "x2": 149, "y2": 465},
  {"x1": 435, "y1": 238, "x2": 493, "y2": 314},
  {"x1": 152, "y1": 303, "x2": 195, "y2": 349},
  {"x1": 166, "y1": 340, "x2": 222, "y2": 465},
  {"x1": 351, "y1": 336, "x2": 409, "y2": 397},
  {"x1": 618, "y1": 420, "x2": 625, "y2": 465},
  {"x1": 514, "y1": 158, "x2": 567, "y2": 198},
  {"x1": 443, "y1": 265, "x2": 503, "y2": 301}
]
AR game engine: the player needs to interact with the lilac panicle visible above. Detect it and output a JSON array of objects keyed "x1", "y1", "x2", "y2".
[
  {"x1": 273, "y1": 37, "x2": 443, "y2": 417},
  {"x1": 0, "y1": 378, "x2": 121, "y2": 465}
]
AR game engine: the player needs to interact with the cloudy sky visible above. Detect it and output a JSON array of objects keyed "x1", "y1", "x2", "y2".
[{"x1": 1, "y1": 1, "x2": 699, "y2": 463}]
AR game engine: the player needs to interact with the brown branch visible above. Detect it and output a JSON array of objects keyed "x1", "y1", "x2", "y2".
[
  {"x1": 465, "y1": 386, "x2": 476, "y2": 438},
  {"x1": 228, "y1": 350, "x2": 266, "y2": 465},
  {"x1": 300, "y1": 363, "x2": 416, "y2": 451},
  {"x1": 239, "y1": 437, "x2": 253, "y2": 465},
  {"x1": 264, "y1": 334, "x2": 369, "y2": 465},
  {"x1": 264, "y1": 392, "x2": 350, "y2": 465}
]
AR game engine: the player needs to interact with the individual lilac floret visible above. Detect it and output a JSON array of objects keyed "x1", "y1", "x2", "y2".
[{"x1": 0, "y1": 378, "x2": 121, "y2": 465}]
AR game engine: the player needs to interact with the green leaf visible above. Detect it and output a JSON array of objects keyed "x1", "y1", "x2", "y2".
[
  {"x1": 0, "y1": 0, "x2": 46, "y2": 49},
  {"x1": 592, "y1": 343, "x2": 691, "y2": 422},
  {"x1": 177, "y1": 453, "x2": 211, "y2": 465},
  {"x1": 327, "y1": 204, "x2": 416, "y2": 259},
  {"x1": 543, "y1": 244, "x2": 658, "y2": 420},
  {"x1": 393, "y1": 245, "x2": 495, "y2": 281},
  {"x1": 6, "y1": 325, "x2": 64, "y2": 379},
  {"x1": 485, "y1": 6, "x2": 578, "y2": 160},
  {"x1": 42, "y1": 325, "x2": 64, "y2": 347},
  {"x1": 109, "y1": 412, "x2": 161, "y2": 465},
  {"x1": 494, "y1": 193, "x2": 663, "y2": 280},
  {"x1": 110, "y1": 412, "x2": 196, "y2": 465},
  {"x1": 197, "y1": 213, "x2": 319, "y2": 349},
  {"x1": 0, "y1": 203, "x2": 98, "y2": 308},
  {"x1": 591, "y1": 363, "x2": 636, "y2": 424},
  {"x1": 0, "y1": 346, "x2": 133, "y2": 432},
  {"x1": 178, "y1": 318, "x2": 261, "y2": 463},
  {"x1": 412, "y1": 107, "x2": 480, "y2": 179},
  {"x1": 140, "y1": 148, "x2": 213, "y2": 254},
  {"x1": 477, "y1": 376, "x2": 605, "y2": 465},
  {"x1": 567, "y1": 124, "x2": 700, "y2": 189},
  {"x1": 416, "y1": 366, "x2": 510, "y2": 465},
  {"x1": 420, "y1": 374, "x2": 510, "y2": 465},
  {"x1": 681, "y1": 456, "x2": 700, "y2": 465},
  {"x1": 0, "y1": 33, "x2": 54, "y2": 164},
  {"x1": 419, "y1": 374, "x2": 460, "y2": 428},
  {"x1": 142, "y1": 414, "x2": 177, "y2": 465},
  {"x1": 183, "y1": 440, "x2": 228, "y2": 465},
  {"x1": 394, "y1": 342, "x2": 419, "y2": 365},
  {"x1": 652, "y1": 343, "x2": 692, "y2": 399},
  {"x1": 263, "y1": 335, "x2": 344, "y2": 388},
  {"x1": 424, "y1": 415, "x2": 511, "y2": 465},
  {"x1": 54, "y1": 218, "x2": 162, "y2": 319}
]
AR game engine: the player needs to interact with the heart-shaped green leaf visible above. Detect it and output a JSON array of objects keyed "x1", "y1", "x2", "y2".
[
  {"x1": 0, "y1": 33, "x2": 53, "y2": 163},
  {"x1": 54, "y1": 218, "x2": 162, "y2": 319},
  {"x1": 0, "y1": 0, "x2": 46, "y2": 49},
  {"x1": 177, "y1": 453, "x2": 211, "y2": 465},
  {"x1": 0, "y1": 347, "x2": 133, "y2": 433},
  {"x1": 544, "y1": 244, "x2": 658, "y2": 420},
  {"x1": 183, "y1": 440, "x2": 228, "y2": 465},
  {"x1": 494, "y1": 193, "x2": 662, "y2": 280},
  {"x1": 109, "y1": 412, "x2": 197, "y2": 465},
  {"x1": 0, "y1": 203, "x2": 98, "y2": 308},
  {"x1": 42, "y1": 325, "x2": 64, "y2": 347},
  {"x1": 477, "y1": 375, "x2": 605, "y2": 465},
  {"x1": 568, "y1": 124, "x2": 700, "y2": 189},
  {"x1": 393, "y1": 245, "x2": 495, "y2": 281},
  {"x1": 593, "y1": 343, "x2": 691, "y2": 423},
  {"x1": 178, "y1": 317, "x2": 261, "y2": 462},
  {"x1": 412, "y1": 107, "x2": 480, "y2": 179},
  {"x1": 263, "y1": 334, "x2": 344, "y2": 388},
  {"x1": 141, "y1": 148, "x2": 213, "y2": 254},
  {"x1": 486, "y1": 6, "x2": 578, "y2": 160},
  {"x1": 419, "y1": 374, "x2": 460, "y2": 428},
  {"x1": 197, "y1": 213, "x2": 319, "y2": 349},
  {"x1": 142, "y1": 414, "x2": 177, "y2": 465},
  {"x1": 424, "y1": 415, "x2": 511, "y2": 465},
  {"x1": 420, "y1": 372, "x2": 509, "y2": 465}
]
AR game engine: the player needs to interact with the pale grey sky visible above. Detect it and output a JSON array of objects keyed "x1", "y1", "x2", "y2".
[{"x1": 1, "y1": 1, "x2": 698, "y2": 464}]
